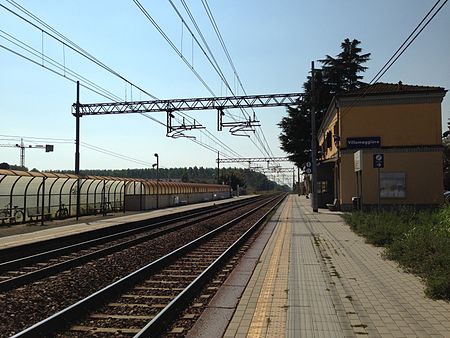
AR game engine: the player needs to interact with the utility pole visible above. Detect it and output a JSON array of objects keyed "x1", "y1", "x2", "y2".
[{"x1": 311, "y1": 61, "x2": 318, "y2": 212}]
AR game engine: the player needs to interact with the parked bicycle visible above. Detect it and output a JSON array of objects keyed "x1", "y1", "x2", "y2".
[
  {"x1": 55, "y1": 204, "x2": 69, "y2": 219},
  {"x1": 0, "y1": 204, "x2": 24, "y2": 224}
]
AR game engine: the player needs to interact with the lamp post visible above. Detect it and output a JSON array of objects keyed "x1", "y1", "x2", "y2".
[{"x1": 154, "y1": 153, "x2": 159, "y2": 209}]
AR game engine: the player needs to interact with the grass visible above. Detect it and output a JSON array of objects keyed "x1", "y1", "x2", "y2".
[{"x1": 342, "y1": 205, "x2": 450, "y2": 300}]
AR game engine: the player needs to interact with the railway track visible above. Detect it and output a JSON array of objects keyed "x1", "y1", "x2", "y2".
[
  {"x1": 11, "y1": 194, "x2": 285, "y2": 337},
  {"x1": 0, "y1": 196, "x2": 263, "y2": 291}
]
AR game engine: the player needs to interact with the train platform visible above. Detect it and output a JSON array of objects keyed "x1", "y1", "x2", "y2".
[
  {"x1": 0, "y1": 195, "x2": 253, "y2": 250},
  {"x1": 190, "y1": 194, "x2": 450, "y2": 338}
]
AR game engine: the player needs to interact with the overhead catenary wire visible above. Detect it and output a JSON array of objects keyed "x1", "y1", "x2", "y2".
[
  {"x1": 132, "y1": 0, "x2": 216, "y2": 97},
  {"x1": 0, "y1": 42, "x2": 120, "y2": 102},
  {"x1": 130, "y1": 0, "x2": 256, "y2": 159},
  {"x1": 133, "y1": 0, "x2": 274, "y2": 161},
  {"x1": 200, "y1": 0, "x2": 279, "y2": 161},
  {"x1": 2, "y1": 3, "x2": 282, "y2": 181},
  {"x1": 173, "y1": 0, "x2": 279, "y2": 161},
  {"x1": 0, "y1": 36, "x2": 242, "y2": 160},
  {"x1": 1, "y1": 2, "x2": 244, "y2": 161},
  {"x1": 3, "y1": 0, "x2": 157, "y2": 100}
]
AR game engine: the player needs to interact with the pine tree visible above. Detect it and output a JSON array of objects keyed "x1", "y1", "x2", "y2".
[{"x1": 279, "y1": 38, "x2": 370, "y2": 167}]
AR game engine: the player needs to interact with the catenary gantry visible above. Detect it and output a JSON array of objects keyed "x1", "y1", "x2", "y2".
[{"x1": 73, "y1": 93, "x2": 302, "y2": 115}]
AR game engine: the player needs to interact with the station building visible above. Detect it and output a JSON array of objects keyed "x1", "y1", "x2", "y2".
[{"x1": 317, "y1": 82, "x2": 447, "y2": 210}]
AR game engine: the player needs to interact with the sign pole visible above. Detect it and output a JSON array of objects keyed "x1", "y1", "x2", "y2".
[
  {"x1": 377, "y1": 167, "x2": 381, "y2": 212},
  {"x1": 373, "y1": 153, "x2": 384, "y2": 212}
]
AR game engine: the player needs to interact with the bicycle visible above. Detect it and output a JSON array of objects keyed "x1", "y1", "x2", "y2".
[
  {"x1": 55, "y1": 204, "x2": 69, "y2": 219},
  {"x1": 0, "y1": 204, "x2": 24, "y2": 224}
]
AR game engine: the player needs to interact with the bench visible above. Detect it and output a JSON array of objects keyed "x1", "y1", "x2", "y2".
[
  {"x1": 0, "y1": 215, "x2": 16, "y2": 225},
  {"x1": 111, "y1": 202, "x2": 123, "y2": 212},
  {"x1": 326, "y1": 199, "x2": 339, "y2": 211},
  {"x1": 27, "y1": 208, "x2": 52, "y2": 222}
]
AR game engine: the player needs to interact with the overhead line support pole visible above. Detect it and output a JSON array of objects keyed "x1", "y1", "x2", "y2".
[
  {"x1": 75, "y1": 81, "x2": 81, "y2": 220},
  {"x1": 217, "y1": 151, "x2": 220, "y2": 184}
]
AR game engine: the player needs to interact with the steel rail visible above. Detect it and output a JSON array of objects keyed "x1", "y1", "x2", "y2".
[
  {"x1": 0, "y1": 196, "x2": 259, "y2": 263},
  {"x1": 11, "y1": 194, "x2": 284, "y2": 338},
  {"x1": 0, "y1": 196, "x2": 263, "y2": 291},
  {"x1": 136, "y1": 194, "x2": 286, "y2": 337}
]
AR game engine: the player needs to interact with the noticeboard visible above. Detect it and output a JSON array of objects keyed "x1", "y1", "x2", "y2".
[{"x1": 354, "y1": 150, "x2": 363, "y2": 172}]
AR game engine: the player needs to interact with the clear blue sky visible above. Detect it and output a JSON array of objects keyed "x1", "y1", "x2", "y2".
[{"x1": 1, "y1": 0, "x2": 449, "y2": 186}]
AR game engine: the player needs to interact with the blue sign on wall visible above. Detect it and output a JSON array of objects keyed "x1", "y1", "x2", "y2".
[
  {"x1": 373, "y1": 153, "x2": 384, "y2": 168},
  {"x1": 347, "y1": 137, "x2": 381, "y2": 149}
]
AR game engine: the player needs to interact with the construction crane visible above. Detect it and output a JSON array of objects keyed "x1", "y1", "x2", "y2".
[{"x1": 0, "y1": 138, "x2": 54, "y2": 167}]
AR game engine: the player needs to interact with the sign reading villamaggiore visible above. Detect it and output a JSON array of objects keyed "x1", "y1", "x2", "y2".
[{"x1": 346, "y1": 137, "x2": 381, "y2": 149}]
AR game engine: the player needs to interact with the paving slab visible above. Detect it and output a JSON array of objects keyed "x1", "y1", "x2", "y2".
[{"x1": 214, "y1": 195, "x2": 450, "y2": 337}]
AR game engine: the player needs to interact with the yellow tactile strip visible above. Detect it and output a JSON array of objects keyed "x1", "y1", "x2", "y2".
[
  {"x1": 248, "y1": 197, "x2": 291, "y2": 337},
  {"x1": 224, "y1": 196, "x2": 292, "y2": 337}
]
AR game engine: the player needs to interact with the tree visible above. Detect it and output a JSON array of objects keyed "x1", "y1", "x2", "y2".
[
  {"x1": 279, "y1": 38, "x2": 370, "y2": 167},
  {"x1": 320, "y1": 38, "x2": 371, "y2": 94},
  {"x1": 220, "y1": 169, "x2": 246, "y2": 190}
]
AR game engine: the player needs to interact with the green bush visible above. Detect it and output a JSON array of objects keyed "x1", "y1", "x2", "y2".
[{"x1": 342, "y1": 205, "x2": 450, "y2": 300}]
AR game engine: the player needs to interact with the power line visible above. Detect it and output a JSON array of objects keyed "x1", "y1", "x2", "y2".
[
  {"x1": 370, "y1": 0, "x2": 447, "y2": 84},
  {"x1": 3, "y1": 0, "x2": 157, "y2": 100},
  {"x1": 1, "y1": 2, "x2": 263, "y2": 164},
  {"x1": 180, "y1": 0, "x2": 277, "y2": 160},
  {"x1": 0, "y1": 43, "x2": 118, "y2": 101},
  {"x1": 132, "y1": 0, "x2": 216, "y2": 97},
  {"x1": 133, "y1": 0, "x2": 273, "y2": 159},
  {"x1": 200, "y1": 0, "x2": 277, "y2": 160},
  {"x1": 337, "y1": 0, "x2": 447, "y2": 121},
  {"x1": 80, "y1": 142, "x2": 154, "y2": 166},
  {"x1": 0, "y1": 29, "x2": 123, "y2": 101}
]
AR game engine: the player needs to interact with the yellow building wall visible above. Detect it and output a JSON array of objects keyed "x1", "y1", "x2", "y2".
[
  {"x1": 341, "y1": 103, "x2": 442, "y2": 147},
  {"x1": 340, "y1": 151, "x2": 444, "y2": 206}
]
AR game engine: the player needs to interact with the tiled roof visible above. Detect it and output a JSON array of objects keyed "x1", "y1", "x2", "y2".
[{"x1": 341, "y1": 82, "x2": 446, "y2": 97}]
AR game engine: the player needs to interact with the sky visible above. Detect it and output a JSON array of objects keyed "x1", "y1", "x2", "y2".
[{"x1": 0, "y1": 0, "x2": 449, "y2": 187}]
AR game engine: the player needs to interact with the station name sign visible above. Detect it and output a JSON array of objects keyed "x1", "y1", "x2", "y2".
[{"x1": 347, "y1": 137, "x2": 381, "y2": 149}]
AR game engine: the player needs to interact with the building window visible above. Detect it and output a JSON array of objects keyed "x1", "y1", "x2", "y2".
[
  {"x1": 318, "y1": 181, "x2": 328, "y2": 193},
  {"x1": 380, "y1": 172, "x2": 406, "y2": 198},
  {"x1": 326, "y1": 131, "x2": 332, "y2": 149}
]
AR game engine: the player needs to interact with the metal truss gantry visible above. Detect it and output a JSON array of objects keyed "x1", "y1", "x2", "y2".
[
  {"x1": 72, "y1": 93, "x2": 302, "y2": 137},
  {"x1": 74, "y1": 92, "x2": 301, "y2": 137},
  {"x1": 217, "y1": 156, "x2": 291, "y2": 164},
  {"x1": 74, "y1": 93, "x2": 301, "y2": 116},
  {"x1": 73, "y1": 82, "x2": 302, "y2": 192},
  {"x1": 257, "y1": 167, "x2": 295, "y2": 173}
]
